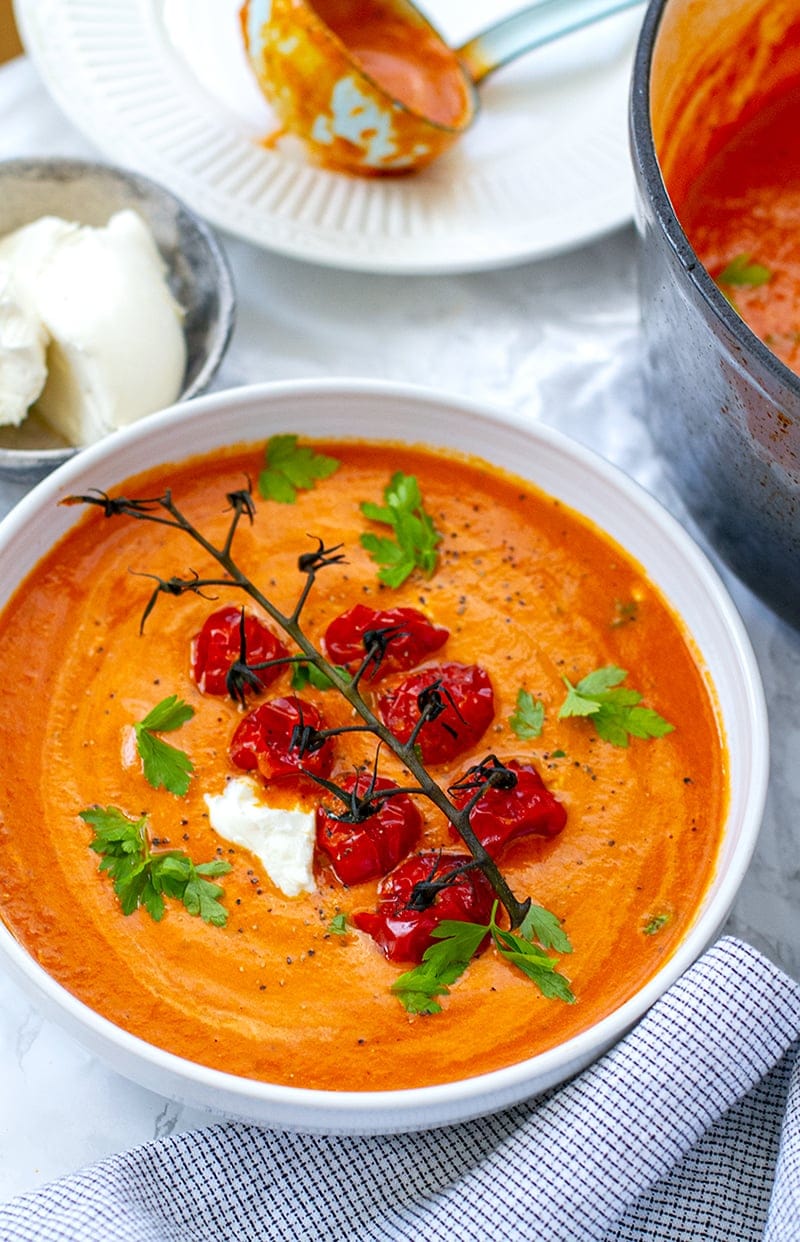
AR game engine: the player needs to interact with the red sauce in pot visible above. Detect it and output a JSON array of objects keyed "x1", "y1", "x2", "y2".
[{"x1": 676, "y1": 78, "x2": 800, "y2": 374}]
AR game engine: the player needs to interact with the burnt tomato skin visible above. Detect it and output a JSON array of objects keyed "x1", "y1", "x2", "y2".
[
  {"x1": 229, "y1": 696, "x2": 334, "y2": 784},
  {"x1": 323, "y1": 604, "x2": 449, "y2": 681},
  {"x1": 352, "y1": 852, "x2": 495, "y2": 963},
  {"x1": 316, "y1": 773, "x2": 422, "y2": 886},
  {"x1": 378, "y1": 662, "x2": 494, "y2": 765},
  {"x1": 191, "y1": 605, "x2": 288, "y2": 697},
  {"x1": 450, "y1": 760, "x2": 567, "y2": 857}
]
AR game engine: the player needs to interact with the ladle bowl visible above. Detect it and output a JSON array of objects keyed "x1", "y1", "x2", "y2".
[{"x1": 241, "y1": 0, "x2": 642, "y2": 174}]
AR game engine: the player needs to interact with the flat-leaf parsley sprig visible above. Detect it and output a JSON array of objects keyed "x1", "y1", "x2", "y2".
[
  {"x1": 80, "y1": 806, "x2": 231, "y2": 925},
  {"x1": 391, "y1": 901, "x2": 574, "y2": 1015},
  {"x1": 258, "y1": 434, "x2": 339, "y2": 504},
  {"x1": 509, "y1": 688, "x2": 545, "y2": 740},
  {"x1": 716, "y1": 253, "x2": 772, "y2": 289},
  {"x1": 360, "y1": 471, "x2": 441, "y2": 587},
  {"x1": 559, "y1": 665, "x2": 673, "y2": 748},
  {"x1": 134, "y1": 695, "x2": 195, "y2": 796}
]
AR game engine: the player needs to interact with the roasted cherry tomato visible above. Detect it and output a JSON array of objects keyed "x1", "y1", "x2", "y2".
[
  {"x1": 230, "y1": 696, "x2": 334, "y2": 784},
  {"x1": 323, "y1": 604, "x2": 449, "y2": 682},
  {"x1": 450, "y1": 759, "x2": 567, "y2": 857},
  {"x1": 191, "y1": 605, "x2": 287, "y2": 698},
  {"x1": 352, "y1": 852, "x2": 495, "y2": 963},
  {"x1": 316, "y1": 773, "x2": 421, "y2": 886},
  {"x1": 378, "y1": 662, "x2": 494, "y2": 765}
]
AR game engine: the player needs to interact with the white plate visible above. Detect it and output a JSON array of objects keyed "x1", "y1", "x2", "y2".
[{"x1": 15, "y1": 0, "x2": 642, "y2": 273}]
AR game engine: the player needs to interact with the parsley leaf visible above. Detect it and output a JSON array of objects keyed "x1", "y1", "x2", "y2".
[
  {"x1": 81, "y1": 806, "x2": 231, "y2": 926},
  {"x1": 328, "y1": 913, "x2": 349, "y2": 936},
  {"x1": 360, "y1": 471, "x2": 441, "y2": 588},
  {"x1": 390, "y1": 902, "x2": 573, "y2": 1015},
  {"x1": 259, "y1": 434, "x2": 339, "y2": 504},
  {"x1": 290, "y1": 661, "x2": 350, "y2": 692},
  {"x1": 717, "y1": 254, "x2": 772, "y2": 288},
  {"x1": 134, "y1": 695, "x2": 195, "y2": 796},
  {"x1": 643, "y1": 912, "x2": 670, "y2": 936},
  {"x1": 558, "y1": 665, "x2": 673, "y2": 748},
  {"x1": 519, "y1": 902, "x2": 572, "y2": 954},
  {"x1": 509, "y1": 688, "x2": 545, "y2": 739},
  {"x1": 492, "y1": 926, "x2": 576, "y2": 1003},
  {"x1": 392, "y1": 919, "x2": 488, "y2": 1015}
]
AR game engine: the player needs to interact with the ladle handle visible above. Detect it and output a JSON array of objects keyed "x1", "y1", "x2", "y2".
[{"x1": 457, "y1": 0, "x2": 643, "y2": 85}]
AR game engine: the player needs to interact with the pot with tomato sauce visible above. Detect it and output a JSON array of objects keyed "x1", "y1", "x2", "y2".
[
  {"x1": 0, "y1": 382, "x2": 766, "y2": 1134},
  {"x1": 631, "y1": 0, "x2": 800, "y2": 627}
]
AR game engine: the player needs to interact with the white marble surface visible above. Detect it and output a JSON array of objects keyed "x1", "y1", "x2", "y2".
[{"x1": 1, "y1": 52, "x2": 799, "y2": 1204}]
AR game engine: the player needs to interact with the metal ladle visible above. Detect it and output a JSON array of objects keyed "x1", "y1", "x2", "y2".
[{"x1": 241, "y1": 0, "x2": 642, "y2": 175}]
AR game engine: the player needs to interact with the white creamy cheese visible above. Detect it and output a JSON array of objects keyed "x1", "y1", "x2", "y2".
[
  {"x1": 0, "y1": 210, "x2": 186, "y2": 444},
  {"x1": 0, "y1": 262, "x2": 48, "y2": 427},
  {"x1": 204, "y1": 776, "x2": 316, "y2": 899}
]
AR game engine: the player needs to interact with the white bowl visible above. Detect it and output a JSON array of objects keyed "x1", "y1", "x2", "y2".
[{"x1": 0, "y1": 379, "x2": 768, "y2": 1135}]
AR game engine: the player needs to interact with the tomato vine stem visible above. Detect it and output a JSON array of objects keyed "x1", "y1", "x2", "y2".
[{"x1": 66, "y1": 485, "x2": 531, "y2": 927}]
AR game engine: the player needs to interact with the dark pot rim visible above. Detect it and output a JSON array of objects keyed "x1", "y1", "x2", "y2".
[{"x1": 629, "y1": 0, "x2": 800, "y2": 409}]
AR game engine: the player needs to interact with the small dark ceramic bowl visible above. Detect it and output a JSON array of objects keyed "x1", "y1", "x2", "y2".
[
  {"x1": 0, "y1": 158, "x2": 236, "y2": 484},
  {"x1": 630, "y1": 0, "x2": 800, "y2": 628}
]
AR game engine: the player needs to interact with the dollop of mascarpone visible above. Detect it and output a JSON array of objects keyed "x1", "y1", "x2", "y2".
[
  {"x1": 0, "y1": 210, "x2": 186, "y2": 445},
  {"x1": 0, "y1": 262, "x2": 48, "y2": 427},
  {"x1": 204, "y1": 776, "x2": 316, "y2": 899}
]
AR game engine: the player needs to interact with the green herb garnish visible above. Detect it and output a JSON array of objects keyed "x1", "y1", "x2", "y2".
[
  {"x1": 717, "y1": 254, "x2": 772, "y2": 289},
  {"x1": 558, "y1": 665, "x2": 673, "y2": 748},
  {"x1": 134, "y1": 695, "x2": 195, "y2": 796},
  {"x1": 643, "y1": 913, "x2": 670, "y2": 936},
  {"x1": 391, "y1": 901, "x2": 573, "y2": 1015},
  {"x1": 360, "y1": 471, "x2": 441, "y2": 587},
  {"x1": 81, "y1": 806, "x2": 231, "y2": 925},
  {"x1": 328, "y1": 913, "x2": 349, "y2": 936},
  {"x1": 258, "y1": 434, "x2": 340, "y2": 504},
  {"x1": 509, "y1": 688, "x2": 545, "y2": 739},
  {"x1": 291, "y1": 661, "x2": 350, "y2": 692},
  {"x1": 611, "y1": 599, "x2": 639, "y2": 627}
]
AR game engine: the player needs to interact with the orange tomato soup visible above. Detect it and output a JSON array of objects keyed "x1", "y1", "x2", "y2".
[{"x1": 0, "y1": 440, "x2": 726, "y2": 1091}]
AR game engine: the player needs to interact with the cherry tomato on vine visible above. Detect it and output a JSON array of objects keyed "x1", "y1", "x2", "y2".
[
  {"x1": 323, "y1": 604, "x2": 449, "y2": 682},
  {"x1": 230, "y1": 696, "x2": 335, "y2": 784},
  {"x1": 191, "y1": 605, "x2": 287, "y2": 697},
  {"x1": 378, "y1": 662, "x2": 494, "y2": 765},
  {"x1": 352, "y1": 852, "x2": 495, "y2": 963},
  {"x1": 316, "y1": 773, "x2": 421, "y2": 886},
  {"x1": 450, "y1": 760, "x2": 567, "y2": 857}
]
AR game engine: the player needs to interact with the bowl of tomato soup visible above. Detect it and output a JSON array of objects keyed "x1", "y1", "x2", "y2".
[
  {"x1": 0, "y1": 380, "x2": 767, "y2": 1134},
  {"x1": 631, "y1": 0, "x2": 800, "y2": 627}
]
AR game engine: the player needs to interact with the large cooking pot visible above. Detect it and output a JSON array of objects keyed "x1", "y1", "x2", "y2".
[{"x1": 630, "y1": 0, "x2": 800, "y2": 627}]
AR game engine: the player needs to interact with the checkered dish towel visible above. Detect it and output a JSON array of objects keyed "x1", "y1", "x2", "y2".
[{"x1": 1, "y1": 937, "x2": 798, "y2": 1242}]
